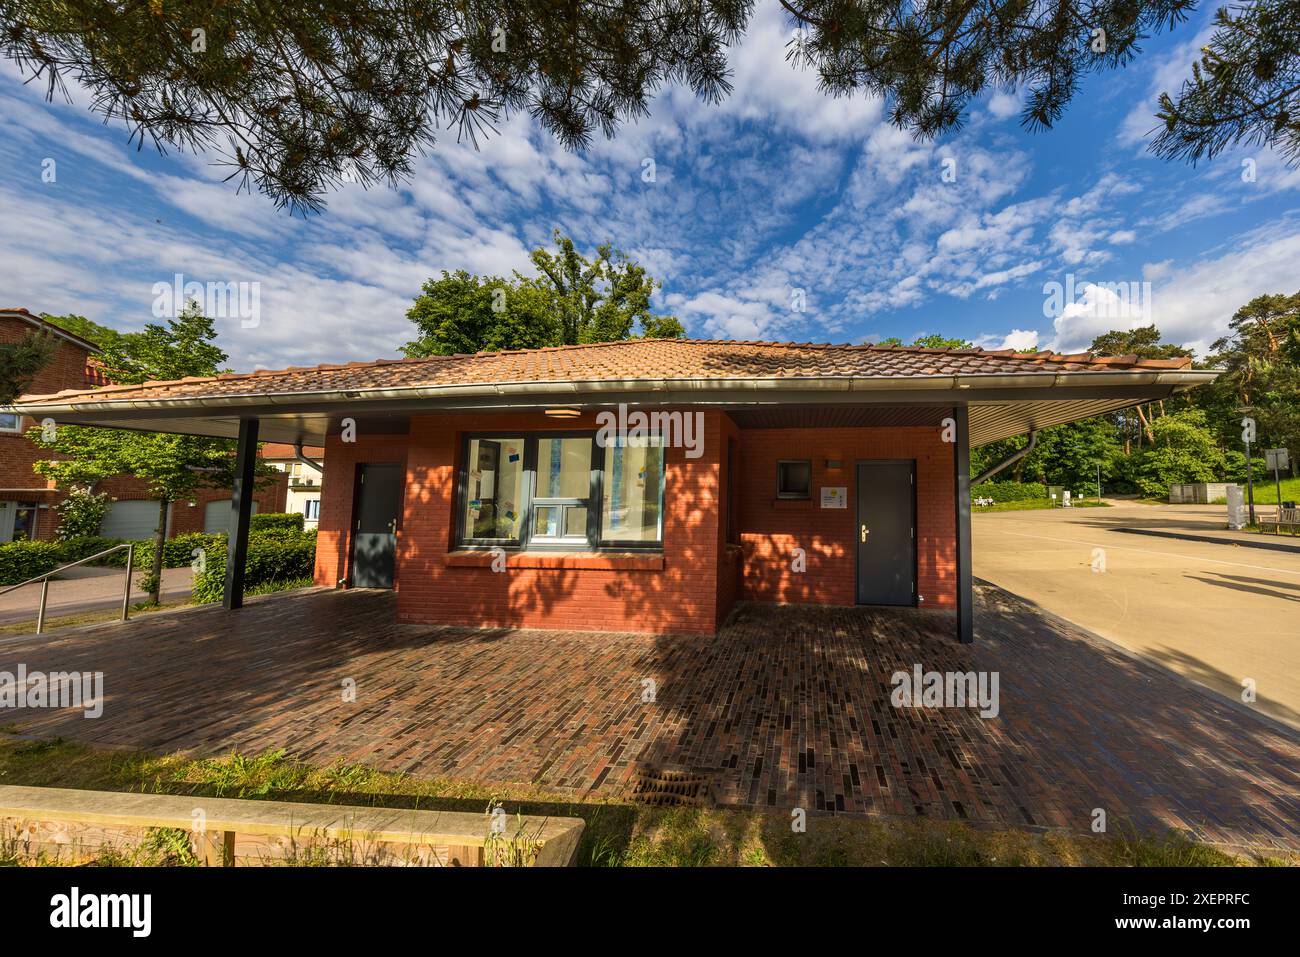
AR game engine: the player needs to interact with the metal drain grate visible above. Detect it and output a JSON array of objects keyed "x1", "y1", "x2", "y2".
[{"x1": 629, "y1": 765, "x2": 716, "y2": 807}]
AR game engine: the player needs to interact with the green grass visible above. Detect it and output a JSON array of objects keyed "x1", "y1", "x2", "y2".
[
  {"x1": 0, "y1": 736, "x2": 1289, "y2": 867},
  {"x1": 246, "y1": 577, "x2": 314, "y2": 597},
  {"x1": 0, "y1": 599, "x2": 190, "y2": 637},
  {"x1": 1242, "y1": 475, "x2": 1300, "y2": 505},
  {"x1": 973, "y1": 499, "x2": 1110, "y2": 513}
]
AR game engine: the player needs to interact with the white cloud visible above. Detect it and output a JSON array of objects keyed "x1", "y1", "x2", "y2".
[
  {"x1": 1139, "y1": 222, "x2": 1300, "y2": 357},
  {"x1": 987, "y1": 91, "x2": 1021, "y2": 120},
  {"x1": 1047, "y1": 281, "x2": 1155, "y2": 353},
  {"x1": 999, "y1": 328, "x2": 1040, "y2": 351}
]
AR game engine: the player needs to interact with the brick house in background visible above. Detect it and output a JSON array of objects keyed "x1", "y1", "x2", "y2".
[
  {"x1": 259, "y1": 444, "x2": 325, "y2": 529},
  {"x1": 0, "y1": 307, "x2": 286, "y2": 542}
]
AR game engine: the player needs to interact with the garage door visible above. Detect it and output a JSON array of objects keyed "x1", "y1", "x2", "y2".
[
  {"x1": 203, "y1": 499, "x2": 258, "y2": 535},
  {"x1": 101, "y1": 500, "x2": 171, "y2": 540}
]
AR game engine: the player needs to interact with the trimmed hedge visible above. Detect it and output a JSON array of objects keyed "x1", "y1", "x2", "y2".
[
  {"x1": 970, "y1": 480, "x2": 1048, "y2": 503},
  {"x1": 0, "y1": 529, "x2": 318, "y2": 585},
  {"x1": 249, "y1": 512, "x2": 305, "y2": 533},
  {"x1": 54, "y1": 533, "x2": 226, "y2": 570},
  {"x1": 0, "y1": 541, "x2": 66, "y2": 585},
  {"x1": 191, "y1": 534, "x2": 317, "y2": 604}
]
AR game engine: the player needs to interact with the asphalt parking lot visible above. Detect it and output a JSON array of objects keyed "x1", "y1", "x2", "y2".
[{"x1": 974, "y1": 502, "x2": 1300, "y2": 731}]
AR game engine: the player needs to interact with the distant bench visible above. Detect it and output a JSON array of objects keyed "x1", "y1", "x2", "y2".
[
  {"x1": 1262, "y1": 505, "x2": 1300, "y2": 535},
  {"x1": 0, "y1": 785, "x2": 584, "y2": 866}
]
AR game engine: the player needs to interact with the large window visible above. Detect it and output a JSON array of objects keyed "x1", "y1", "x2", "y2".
[
  {"x1": 0, "y1": 413, "x2": 21, "y2": 434},
  {"x1": 462, "y1": 437, "x2": 526, "y2": 543},
  {"x1": 601, "y1": 436, "x2": 663, "y2": 544},
  {"x1": 459, "y1": 432, "x2": 664, "y2": 549}
]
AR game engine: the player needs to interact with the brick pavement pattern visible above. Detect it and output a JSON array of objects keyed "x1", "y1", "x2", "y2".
[{"x1": 2, "y1": 587, "x2": 1296, "y2": 850}]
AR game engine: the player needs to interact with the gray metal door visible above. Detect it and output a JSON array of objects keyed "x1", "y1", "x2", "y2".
[
  {"x1": 351, "y1": 463, "x2": 402, "y2": 588},
  {"x1": 855, "y1": 461, "x2": 915, "y2": 606}
]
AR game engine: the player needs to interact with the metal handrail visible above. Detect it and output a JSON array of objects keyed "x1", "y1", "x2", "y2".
[{"x1": 0, "y1": 543, "x2": 136, "y2": 634}]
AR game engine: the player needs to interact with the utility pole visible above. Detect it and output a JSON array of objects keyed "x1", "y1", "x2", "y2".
[{"x1": 1095, "y1": 462, "x2": 1102, "y2": 503}]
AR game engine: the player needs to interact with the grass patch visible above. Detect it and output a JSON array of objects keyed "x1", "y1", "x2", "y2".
[
  {"x1": 246, "y1": 577, "x2": 314, "y2": 597},
  {"x1": 0, "y1": 735, "x2": 1290, "y2": 867},
  {"x1": 973, "y1": 499, "x2": 1110, "y2": 513},
  {"x1": 0, "y1": 599, "x2": 190, "y2": 637},
  {"x1": 1245, "y1": 475, "x2": 1300, "y2": 505}
]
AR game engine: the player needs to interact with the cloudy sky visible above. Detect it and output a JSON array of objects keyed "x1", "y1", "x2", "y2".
[{"x1": 2, "y1": 3, "x2": 1298, "y2": 371}]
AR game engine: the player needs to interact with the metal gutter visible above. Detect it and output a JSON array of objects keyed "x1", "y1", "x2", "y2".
[{"x1": 13, "y1": 369, "x2": 1222, "y2": 418}]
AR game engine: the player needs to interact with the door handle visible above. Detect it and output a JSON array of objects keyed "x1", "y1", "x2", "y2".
[
  {"x1": 860, "y1": 524, "x2": 869, "y2": 543},
  {"x1": 387, "y1": 519, "x2": 397, "y2": 533}
]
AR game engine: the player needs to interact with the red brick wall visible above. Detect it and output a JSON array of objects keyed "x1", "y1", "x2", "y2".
[
  {"x1": 715, "y1": 413, "x2": 743, "y2": 626},
  {"x1": 315, "y1": 410, "x2": 727, "y2": 634},
  {"x1": 311, "y1": 411, "x2": 959, "y2": 634},
  {"x1": 736, "y1": 424, "x2": 957, "y2": 609},
  {"x1": 0, "y1": 317, "x2": 96, "y2": 538},
  {"x1": 0, "y1": 318, "x2": 96, "y2": 518},
  {"x1": 0, "y1": 317, "x2": 95, "y2": 399}
]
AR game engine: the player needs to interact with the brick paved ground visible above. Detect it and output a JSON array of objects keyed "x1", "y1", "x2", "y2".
[{"x1": 2, "y1": 586, "x2": 1296, "y2": 850}]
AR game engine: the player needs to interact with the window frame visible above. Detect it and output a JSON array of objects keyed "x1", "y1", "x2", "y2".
[
  {"x1": 457, "y1": 435, "x2": 531, "y2": 547},
  {"x1": 455, "y1": 430, "x2": 665, "y2": 552},
  {"x1": 598, "y1": 433, "x2": 666, "y2": 549},
  {"x1": 0, "y1": 412, "x2": 23, "y2": 435},
  {"x1": 527, "y1": 432, "x2": 599, "y2": 547},
  {"x1": 776, "y1": 459, "x2": 813, "y2": 500}
]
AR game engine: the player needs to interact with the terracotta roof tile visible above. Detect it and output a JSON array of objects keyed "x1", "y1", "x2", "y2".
[{"x1": 16, "y1": 338, "x2": 1195, "y2": 406}]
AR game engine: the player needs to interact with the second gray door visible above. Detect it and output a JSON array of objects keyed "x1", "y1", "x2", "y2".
[{"x1": 855, "y1": 461, "x2": 915, "y2": 606}]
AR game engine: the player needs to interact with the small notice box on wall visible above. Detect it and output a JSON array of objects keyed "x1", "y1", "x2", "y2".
[{"x1": 820, "y1": 487, "x2": 847, "y2": 509}]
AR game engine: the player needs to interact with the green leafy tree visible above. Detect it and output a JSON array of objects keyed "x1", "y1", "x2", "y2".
[
  {"x1": 1089, "y1": 325, "x2": 1195, "y2": 449},
  {"x1": 1205, "y1": 291, "x2": 1300, "y2": 470},
  {"x1": 3, "y1": 1, "x2": 1217, "y2": 212},
  {"x1": 400, "y1": 271, "x2": 556, "y2": 358},
  {"x1": 402, "y1": 230, "x2": 683, "y2": 357},
  {"x1": 0, "y1": 329, "x2": 54, "y2": 405},
  {"x1": 31, "y1": 304, "x2": 273, "y2": 603},
  {"x1": 1121, "y1": 408, "x2": 1230, "y2": 497},
  {"x1": 972, "y1": 419, "x2": 1121, "y2": 491},
  {"x1": 877, "y1": 334, "x2": 974, "y2": 349},
  {"x1": 1153, "y1": 1, "x2": 1300, "y2": 168},
  {"x1": 1024, "y1": 419, "x2": 1123, "y2": 491},
  {"x1": 1089, "y1": 325, "x2": 1194, "y2": 361},
  {"x1": 39, "y1": 313, "x2": 125, "y2": 354}
]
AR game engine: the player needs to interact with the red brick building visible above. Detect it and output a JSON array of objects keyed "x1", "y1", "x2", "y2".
[
  {"x1": 14, "y1": 338, "x2": 1217, "y2": 638},
  {"x1": 0, "y1": 308, "x2": 285, "y2": 542}
]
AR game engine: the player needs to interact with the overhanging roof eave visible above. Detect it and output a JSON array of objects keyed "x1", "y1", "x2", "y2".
[{"x1": 13, "y1": 369, "x2": 1220, "y2": 422}]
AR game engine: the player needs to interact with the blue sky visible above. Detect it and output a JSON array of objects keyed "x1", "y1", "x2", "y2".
[{"x1": 2, "y1": 3, "x2": 1298, "y2": 372}]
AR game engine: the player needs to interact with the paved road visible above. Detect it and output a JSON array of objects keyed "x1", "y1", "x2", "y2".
[
  {"x1": 0, "y1": 565, "x2": 192, "y2": 627},
  {"x1": 974, "y1": 503, "x2": 1300, "y2": 730}
]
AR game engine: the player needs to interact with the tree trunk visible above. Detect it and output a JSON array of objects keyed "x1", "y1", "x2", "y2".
[
  {"x1": 149, "y1": 498, "x2": 168, "y2": 605},
  {"x1": 1135, "y1": 404, "x2": 1155, "y2": 443}
]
